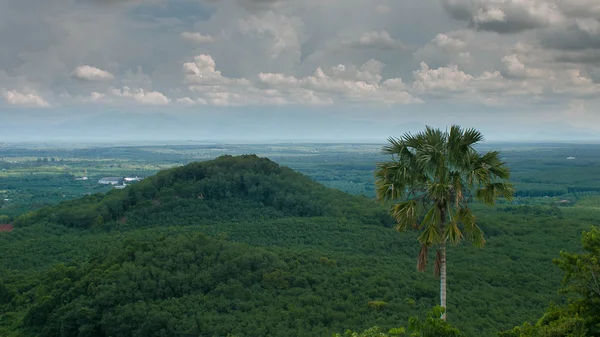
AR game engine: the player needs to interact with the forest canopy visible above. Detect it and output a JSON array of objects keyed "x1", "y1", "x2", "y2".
[{"x1": 0, "y1": 153, "x2": 596, "y2": 336}]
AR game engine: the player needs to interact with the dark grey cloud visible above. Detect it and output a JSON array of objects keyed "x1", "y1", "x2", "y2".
[
  {"x1": 441, "y1": 0, "x2": 472, "y2": 22},
  {"x1": 555, "y1": 50, "x2": 600, "y2": 64},
  {"x1": 237, "y1": 0, "x2": 283, "y2": 10},
  {"x1": 468, "y1": 18, "x2": 544, "y2": 34},
  {"x1": 540, "y1": 24, "x2": 600, "y2": 51},
  {"x1": 200, "y1": 0, "x2": 283, "y2": 11}
]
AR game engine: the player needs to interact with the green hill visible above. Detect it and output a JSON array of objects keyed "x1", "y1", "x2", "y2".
[
  {"x1": 16, "y1": 154, "x2": 390, "y2": 230},
  {"x1": 0, "y1": 155, "x2": 595, "y2": 336}
]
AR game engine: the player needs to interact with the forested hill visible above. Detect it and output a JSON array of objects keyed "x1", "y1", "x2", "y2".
[{"x1": 16, "y1": 154, "x2": 391, "y2": 229}]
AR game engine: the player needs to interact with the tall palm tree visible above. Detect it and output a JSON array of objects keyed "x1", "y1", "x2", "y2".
[{"x1": 375, "y1": 125, "x2": 514, "y2": 320}]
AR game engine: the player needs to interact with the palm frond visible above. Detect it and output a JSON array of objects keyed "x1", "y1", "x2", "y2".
[
  {"x1": 459, "y1": 207, "x2": 486, "y2": 248},
  {"x1": 419, "y1": 207, "x2": 442, "y2": 245},
  {"x1": 381, "y1": 137, "x2": 406, "y2": 155},
  {"x1": 476, "y1": 182, "x2": 515, "y2": 204},
  {"x1": 391, "y1": 200, "x2": 419, "y2": 231},
  {"x1": 375, "y1": 162, "x2": 412, "y2": 201},
  {"x1": 461, "y1": 127, "x2": 484, "y2": 146},
  {"x1": 427, "y1": 182, "x2": 451, "y2": 206},
  {"x1": 470, "y1": 225, "x2": 486, "y2": 248},
  {"x1": 418, "y1": 244, "x2": 428, "y2": 272},
  {"x1": 445, "y1": 221, "x2": 464, "y2": 246}
]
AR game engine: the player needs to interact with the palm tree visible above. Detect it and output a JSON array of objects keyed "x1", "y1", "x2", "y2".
[{"x1": 375, "y1": 125, "x2": 514, "y2": 320}]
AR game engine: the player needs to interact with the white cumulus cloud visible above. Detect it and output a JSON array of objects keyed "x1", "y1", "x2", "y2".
[
  {"x1": 182, "y1": 54, "x2": 421, "y2": 106},
  {"x1": 2, "y1": 90, "x2": 50, "y2": 107},
  {"x1": 181, "y1": 32, "x2": 215, "y2": 44},
  {"x1": 344, "y1": 30, "x2": 408, "y2": 50},
  {"x1": 71, "y1": 66, "x2": 115, "y2": 81},
  {"x1": 109, "y1": 86, "x2": 170, "y2": 105}
]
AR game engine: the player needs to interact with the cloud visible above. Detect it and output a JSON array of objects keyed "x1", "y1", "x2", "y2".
[
  {"x1": 2, "y1": 90, "x2": 50, "y2": 107},
  {"x1": 64, "y1": 91, "x2": 113, "y2": 104},
  {"x1": 413, "y1": 31, "x2": 475, "y2": 68},
  {"x1": 344, "y1": 30, "x2": 409, "y2": 50},
  {"x1": 237, "y1": 11, "x2": 304, "y2": 60},
  {"x1": 412, "y1": 62, "x2": 478, "y2": 93},
  {"x1": 122, "y1": 67, "x2": 154, "y2": 89},
  {"x1": 235, "y1": 0, "x2": 285, "y2": 11},
  {"x1": 176, "y1": 96, "x2": 206, "y2": 105},
  {"x1": 86, "y1": 92, "x2": 112, "y2": 103},
  {"x1": 555, "y1": 0, "x2": 600, "y2": 20},
  {"x1": 501, "y1": 54, "x2": 548, "y2": 78},
  {"x1": 411, "y1": 61, "x2": 548, "y2": 106},
  {"x1": 438, "y1": 0, "x2": 600, "y2": 67},
  {"x1": 181, "y1": 53, "x2": 421, "y2": 106},
  {"x1": 2, "y1": 0, "x2": 600, "y2": 136},
  {"x1": 71, "y1": 65, "x2": 115, "y2": 81},
  {"x1": 430, "y1": 32, "x2": 468, "y2": 52},
  {"x1": 441, "y1": 0, "x2": 564, "y2": 33},
  {"x1": 109, "y1": 86, "x2": 170, "y2": 105},
  {"x1": 555, "y1": 50, "x2": 600, "y2": 64},
  {"x1": 539, "y1": 19, "x2": 600, "y2": 51},
  {"x1": 183, "y1": 54, "x2": 251, "y2": 86},
  {"x1": 128, "y1": 1, "x2": 216, "y2": 23},
  {"x1": 412, "y1": 45, "x2": 600, "y2": 104},
  {"x1": 63, "y1": 86, "x2": 171, "y2": 106},
  {"x1": 181, "y1": 32, "x2": 215, "y2": 44}
]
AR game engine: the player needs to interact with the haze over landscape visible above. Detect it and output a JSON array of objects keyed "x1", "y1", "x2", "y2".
[{"x1": 1, "y1": 0, "x2": 600, "y2": 142}]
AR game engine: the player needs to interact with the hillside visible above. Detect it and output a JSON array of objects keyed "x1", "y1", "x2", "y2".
[
  {"x1": 0, "y1": 155, "x2": 595, "y2": 336},
  {"x1": 16, "y1": 154, "x2": 390, "y2": 230}
]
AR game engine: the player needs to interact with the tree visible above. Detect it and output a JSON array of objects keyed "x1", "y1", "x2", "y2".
[{"x1": 375, "y1": 125, "x2": 514, "y2": 320}]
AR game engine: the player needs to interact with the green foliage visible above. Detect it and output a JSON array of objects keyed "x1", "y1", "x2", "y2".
[
  {"x1": 334, "y1": 306, "x2": 463, "y2": 337},
  {"x1": 0, "y1": 154, "x2": 599, "y2": 336},
  {"x1": 407, "y1": 306, "x2": 464, "y2": 337},
  {"x1": 333, "y1": 326, "x2": 406, "y2": 337},
  {"x1": 15, "y1": 234, "x2": 298, "y2": 336},
  {"x1": 500, "y1": 227, "x2": 600, "y2": 337}
]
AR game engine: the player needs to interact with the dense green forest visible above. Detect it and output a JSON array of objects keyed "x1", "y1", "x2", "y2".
[{"x1": 0, "y1": 153, "x2": 598, "y2": 336}]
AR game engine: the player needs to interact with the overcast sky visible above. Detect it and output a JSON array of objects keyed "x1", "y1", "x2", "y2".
[{"x1": 1, "y1": 0, "x2": 599, "y2": 142}]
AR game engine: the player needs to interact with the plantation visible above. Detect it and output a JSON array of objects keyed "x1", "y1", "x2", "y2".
[{"x1": 0, "y1": 139, "x2": 599, "y2": 336}]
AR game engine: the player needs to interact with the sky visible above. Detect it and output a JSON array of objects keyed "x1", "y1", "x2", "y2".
[{"x1": 1, "y1": 0, "x2": 600, "y2": 143}]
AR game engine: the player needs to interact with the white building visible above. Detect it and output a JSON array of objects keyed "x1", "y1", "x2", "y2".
[{"x1": 98, "y1": 177, "x2": 122, "y2": 185}]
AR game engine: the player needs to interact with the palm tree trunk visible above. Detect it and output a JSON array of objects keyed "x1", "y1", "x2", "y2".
[
  {"x1": 440, "y1": 208, "x2": 447, "y2": 321},
  {"x1": 440, "y1": 239, "x2": 447, "y2": 320}
]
